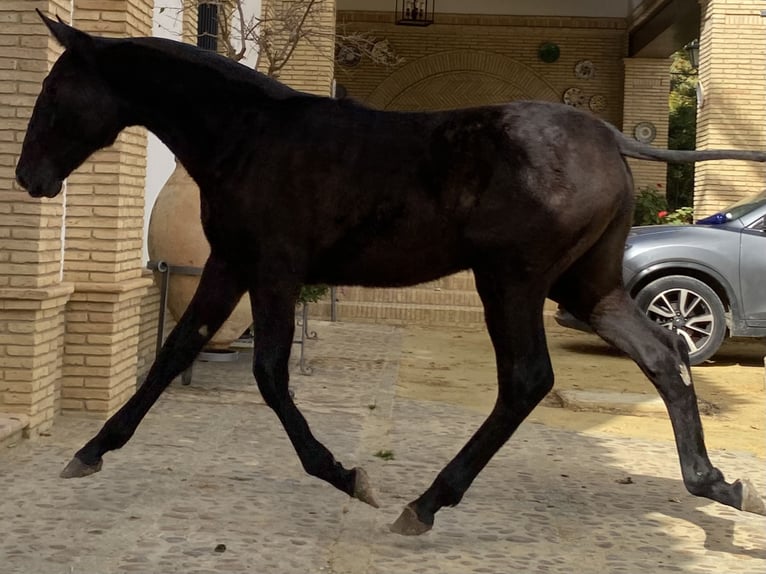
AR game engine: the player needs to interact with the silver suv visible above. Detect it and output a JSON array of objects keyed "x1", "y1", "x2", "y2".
[{"x1": 556, "y1": 189, "x2": 766, "y2": 364}]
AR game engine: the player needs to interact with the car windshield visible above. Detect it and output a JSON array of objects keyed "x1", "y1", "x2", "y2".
[{"x1": 720, "y1": 189, "x2": 766, "y2": 220}]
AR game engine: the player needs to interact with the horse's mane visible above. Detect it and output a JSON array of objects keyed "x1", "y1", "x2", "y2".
[{"x1": 104, "y1": 35, "x2": 310, "y2": 102}]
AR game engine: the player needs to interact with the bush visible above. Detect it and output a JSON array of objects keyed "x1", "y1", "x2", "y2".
[
  {"x1": 634, "y1": 187, "x2": 693, "y2": 226},
  {"x1": 634, "y1": 186, "x2": 669, "y2": 225},
  {"x1": 298, "y1": 284, "x2": 329, "y2": 304},
  {"x1": 660, "y1": 206, "x2": 694, "y2": 225}
]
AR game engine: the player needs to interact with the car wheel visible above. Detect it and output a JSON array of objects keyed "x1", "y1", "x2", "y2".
[{"x1": 635, "y1": 275, "x2": 727, "y2": 365}]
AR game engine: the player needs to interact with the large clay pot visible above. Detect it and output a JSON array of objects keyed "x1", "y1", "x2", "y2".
[{"x1": 148, "y1": 163, "x2": 252, "y2": 350}]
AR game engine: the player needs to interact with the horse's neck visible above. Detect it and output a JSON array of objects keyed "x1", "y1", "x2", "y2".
[
  {"x1": 108, "y1": 43, "x2": 276, "y2": 186},
  {"x1": 124, "y1": 83, "x2": 230, "y2": 184}
]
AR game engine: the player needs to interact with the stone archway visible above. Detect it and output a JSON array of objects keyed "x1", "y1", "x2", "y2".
[{"x1": 365, "y1": 50, "x2": 559, "y2": 111}]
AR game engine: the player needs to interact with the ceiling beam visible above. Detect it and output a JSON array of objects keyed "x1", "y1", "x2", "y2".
[{"x1": 629, "y1": 0, "x2": 700, "y2": 58}]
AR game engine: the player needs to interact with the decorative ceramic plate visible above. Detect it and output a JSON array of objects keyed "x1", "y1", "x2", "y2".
[
  {"x1": 633, "y1": 121, "x2": 657, "y2": 144},
  {"x1": 588, "y1": 94, "x2": 607, "y2": 113},
  {"x1": 371, "y1": 40, "x2": 394, "y2": 65},
  {"x1": 538, "y1": 42, "x2": 560, "y2": 63},
  {"x1": 574, "y1": 60, "x2": 595, "y2": 79},
  {"x1": 335, "y1": 44, "x2": 361, "y2": 67},
  {"x1": 563, "y1": 87, "x2": 586, "y2": 108}
]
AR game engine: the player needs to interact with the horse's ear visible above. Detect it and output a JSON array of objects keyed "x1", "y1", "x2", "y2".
[{"x1": 36, "y1": 9, "x2": 93, "y2": 53}]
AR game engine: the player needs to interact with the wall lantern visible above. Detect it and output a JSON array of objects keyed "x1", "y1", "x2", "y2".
[
  {"x1": 396, "y1": 0, "x2": 435, "y2": 26},
  {"x1": 684, "y1": 39, "x2": 700, "y2": 69}
]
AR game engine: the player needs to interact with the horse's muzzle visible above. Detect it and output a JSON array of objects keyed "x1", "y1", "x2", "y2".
[
  {"x1": 15, "y1": 169, "x2": 29, "y2": 191},
  {"x1": 15, "y1": 167, "x2": 62, "y2": 198}
]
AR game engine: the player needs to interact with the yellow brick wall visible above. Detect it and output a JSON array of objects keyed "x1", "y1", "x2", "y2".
[
  {"x1": 43, "y1": 0, "x2": 155, "y2": 418},
  {"x1": 63, "y1": 137, "x2": 146, "y2": 284},
  {"x1": 694, "y1": 0, "x2": 766, "y2": 216},
  {"x1": 182, "y1": 0, "x2": 198, "y2": 44},
  {"x1": 0, "y1": 1, "x2": 70, "y2": 290},
  {"x1": 64, "y1": 0, "x2": 152, "y2": 285},
  {"x1": 336, "y1": 11, "x2": 626, "y2": 130},
  {"x1": 0, "y1": 1, "x2": 75, "y2": 434},
  {"x1": 61, "y1": 278, "x2": 147, "y2": 415},
  {"x1": 622, "y1": 58, "x2": 670, "y2": 192},
  {"x1": 0, "y1": 285, "x2": 72, "y2": 433},
  {"x1": 136, "y1": 275, "x2": 162, "y2": 378},
  {"x1": 259, "y1": 0, "x2": 337, "y2": 95}
]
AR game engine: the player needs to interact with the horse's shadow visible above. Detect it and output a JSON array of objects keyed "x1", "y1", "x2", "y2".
[
  {"x1": 374, "y1": 402, "x2": 765, "y2": 567},
  {"x1": 586, "y1": 470, "x2": 765, "y2": 559}
]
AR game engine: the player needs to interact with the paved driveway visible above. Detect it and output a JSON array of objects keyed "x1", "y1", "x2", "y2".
[{"x1": 1, "y1": 322, "x2": 764, "y2": 573}]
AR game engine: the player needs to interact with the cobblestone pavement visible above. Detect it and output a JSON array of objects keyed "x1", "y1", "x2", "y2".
[{"x1": 1, "y1": 322, "x2": 764, "y2": 574}]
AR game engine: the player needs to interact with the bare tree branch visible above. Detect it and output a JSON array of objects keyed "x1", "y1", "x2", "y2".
[{"x1": 184, "y1": 0, "x2": 403, "y2": 79}]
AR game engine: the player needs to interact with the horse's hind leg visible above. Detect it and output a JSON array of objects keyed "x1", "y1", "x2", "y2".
[
  {"x1": 554, "y1": 227, "x2": 766, "y2": 516},
  {"x1": 248, "y1": 285, "x2": 379, "y2": 508},
  {"x1": 391, "y1": 266, "x2": 553, "y2": 535},
  {"x1": 60, "y1": 256, "x2": 246, "y2": 478},
  {"x1": 586, "y1": 290, "x2": 763, "y2": 514}
]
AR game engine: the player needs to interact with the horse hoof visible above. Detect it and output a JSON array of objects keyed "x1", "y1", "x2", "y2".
[
  {"x1": 353, "y1": 467, "x2": 380, "y2": 508},
  {"x1": 738, "y1": 479, "x2": 766, "y2": 515},
  {"x1": 389, "y1": 504, "x2": 432, "y2": 536},
  {"x1": 60, "y1": 456, "x2": 102, "y2": 479}
]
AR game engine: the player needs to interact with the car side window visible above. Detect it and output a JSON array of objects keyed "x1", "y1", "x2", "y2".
[{"x1": 745, "y1": 216, "x2": 765, "y2": 233}]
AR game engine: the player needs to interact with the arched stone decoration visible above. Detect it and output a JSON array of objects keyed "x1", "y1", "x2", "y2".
[{"x1": 366, "y1": 50, "x2": 559, "y2": 111}]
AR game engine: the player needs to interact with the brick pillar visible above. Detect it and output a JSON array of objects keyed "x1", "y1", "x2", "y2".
[
  {"x1": 694, "y1": 0, "x2": 766, "y2": 217},
  {"x1": 0, "y1": 1, "x2": 75, "y2": 434},
  {"x1": 258, "y1": 0, "x2": 337, "y2": 95},
  {"x1": 622, "y1": 58, "x2": 671, "y2": 193},
  {"x1": 58, "y1": 0, "x2": 154, "y2": 417}
]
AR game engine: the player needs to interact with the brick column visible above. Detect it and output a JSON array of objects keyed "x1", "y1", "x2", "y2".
[
  {"x1": 258, "y1": 0, "x2": 337, "y2": 95},
  {"x1": 57, "y1": 0, "x2": 154, "y2": 417},
  {"x1": 0, "y1": 1, "x2": 76, "y2": 434},
  {"x1": 694, "y1": 0, "x2": 766, "y2": 216},
  {"x1": 622, "y1": 58, "x2": 671, "y2": 193}
]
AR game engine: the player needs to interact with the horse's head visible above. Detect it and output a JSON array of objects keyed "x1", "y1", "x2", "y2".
[{"x1": 16, "y1": 12, "x2": 125, "y2": 198}]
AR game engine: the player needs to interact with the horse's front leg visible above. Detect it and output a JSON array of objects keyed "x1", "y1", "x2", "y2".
[
  {"x1": 60, "y1": 256, "x2": 246, "y2": 478},
  {"x1": 249, "y1": 285, "x2": 379, "y2": 508}
]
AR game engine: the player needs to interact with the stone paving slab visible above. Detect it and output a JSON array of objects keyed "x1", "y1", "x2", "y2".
[
  {"x1": 0, "y1": 413, "x2": 27, "y2": 447},
  {"x1": 555, "y1": 389, "x2": 667, "y2": 415},
  {"x1": 0, "y1": 321, "x2": 764, "y2": 574}
]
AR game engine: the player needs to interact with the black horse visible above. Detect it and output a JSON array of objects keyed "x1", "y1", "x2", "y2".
[{"x1": 15, "y1": 12, "x2": 766, "y2": 535}]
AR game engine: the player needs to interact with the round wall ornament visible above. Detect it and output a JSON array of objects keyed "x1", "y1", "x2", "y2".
[
  {"x1": 538, "y1": 42, "x2": 560, "y2": 63},
  {"x1": 633, "y1": 121, "x2": 657, "y2": 144},
  {"x1": 588, "y1": 94, "x2": 607, "y2": 113},
  {"x1": 335, "y1": 44, "x2": 361, "y2": 67},
  {"x1": 562, "y1": 87, "x2": 586, "y2": 108},
  {"x1": 574, "y1": 60, "x2": 595, "y2": 79}
]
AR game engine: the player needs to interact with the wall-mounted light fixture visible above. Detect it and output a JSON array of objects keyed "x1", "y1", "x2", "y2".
[
  {"x1": 684, "y1": 39, "x2": 699, "y2": 69},
  {"x1": 396, "y1": 1, "x2": 435, "y2": 27}
]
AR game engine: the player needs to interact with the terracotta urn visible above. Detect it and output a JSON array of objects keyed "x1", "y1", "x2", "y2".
[{"x1": 148, "y1": 162, "x2": 252, "y2": 350}]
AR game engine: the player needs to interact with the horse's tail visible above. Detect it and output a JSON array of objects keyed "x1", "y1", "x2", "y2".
[{"x1": 603, "y1": 121, "x2": 766, "y2": 163}]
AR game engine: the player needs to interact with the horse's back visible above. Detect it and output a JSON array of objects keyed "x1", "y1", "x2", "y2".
[
  {"x1": 287, "y1": 101, "x2": 633, "y2": 286},
  {"x1": 204, "y1": 97, "x2": 632, "y2": 287}
]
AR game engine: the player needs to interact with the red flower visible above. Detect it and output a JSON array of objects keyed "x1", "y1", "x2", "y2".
[{"x1": 658, "y1": 210, "x2": 668, "y2": 218}]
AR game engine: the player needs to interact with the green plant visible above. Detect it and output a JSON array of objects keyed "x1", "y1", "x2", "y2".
[
  {"x1": 298, "y1": 284, "x2": 329, "y2": 304},
  {"x1": 633, "y1": 187, "x2": 693, "y2": 227},
  {"x1": 373, "y1": 449, "x2": 395, "y2": 461},
  {"x1": 660, "y1": 206, "x2": 694, "y2": 225},
  {"x1": 633, "y1": 186, "x2": 668, "y2": 226},
  {"x1": 667, "y1": 49, "x2": 698, "y2": 210}
]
